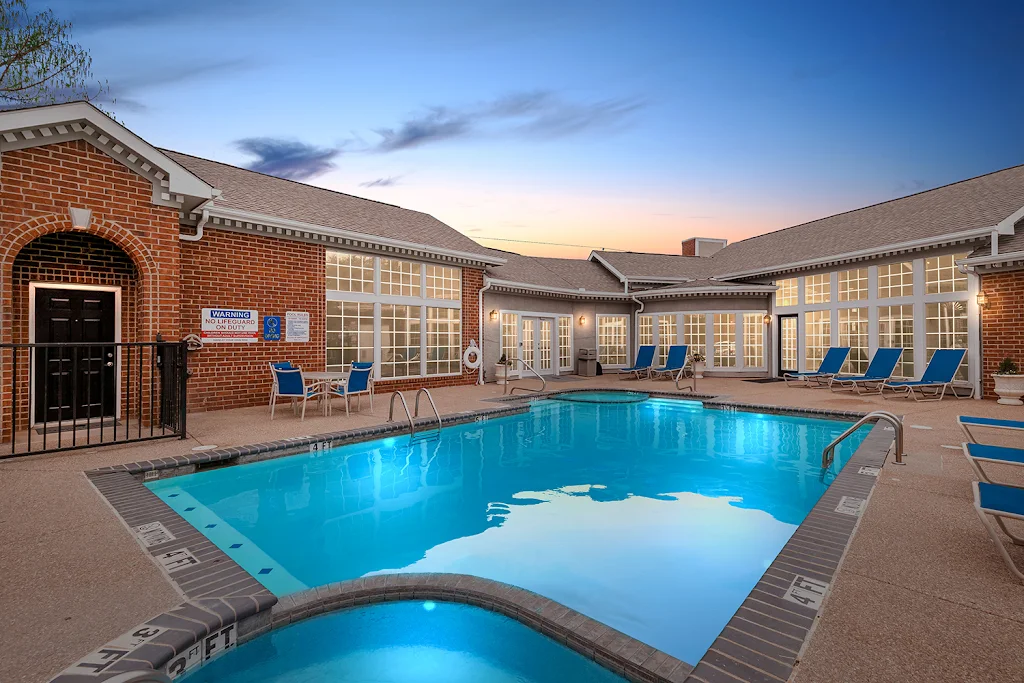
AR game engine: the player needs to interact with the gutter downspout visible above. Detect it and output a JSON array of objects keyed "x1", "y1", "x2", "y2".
[
  {"x1": 478, "y1": 279, "x2": 493, "y2": 385},
  {"x1": 631, "y1": 295, "x2": 644, "y2": 360},
  {"x1": 179, "y1": 201, "x2": 213, "y2": 242}
]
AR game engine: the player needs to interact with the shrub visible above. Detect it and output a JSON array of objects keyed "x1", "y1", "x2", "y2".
[{"x1": 997, "y1": 357, "x2": 1020, "y2": 375}]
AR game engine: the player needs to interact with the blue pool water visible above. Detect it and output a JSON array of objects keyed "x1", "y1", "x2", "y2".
[
  {"x1": 183, "y1": 601, "x2": 626, "y2": 682},
  {"x1": 150, "y1": 397, "x2": 866, "y2": 665}
]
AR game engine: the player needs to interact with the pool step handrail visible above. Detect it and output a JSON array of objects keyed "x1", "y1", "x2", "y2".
[
  {"x1": 504, "y1": 356, "x2": 547, "y2": 395},
  {"x1": 388, "y1": 390, "x2": 416, "y2": 437},
  {"x1": 413, "y1": 388, "x2": 442, "y2": 441},
  {"x1": 822, "y1": 410, "x2": 904, "y2": 469}
]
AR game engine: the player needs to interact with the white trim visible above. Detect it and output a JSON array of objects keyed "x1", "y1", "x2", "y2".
[
  {"x1": 485, "y1": 277, "x2": 776, "y2": 300},
  {"x1": 588, "y1": 251, "x2": 629, "y2": 286},
  {"x1": 960, "y1": 249, "x2": 1024, "y2": 269},
  {"x1": 596, "y1": 313, "x2": 632, "y2": 368},
  {"x1": 27, "y1": 282, "x2": 122, "y2": 426}
]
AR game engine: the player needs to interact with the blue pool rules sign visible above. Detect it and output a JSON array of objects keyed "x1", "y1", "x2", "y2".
[{"x1": 264, "y1": 315, "x2": 282, "y2": 341}]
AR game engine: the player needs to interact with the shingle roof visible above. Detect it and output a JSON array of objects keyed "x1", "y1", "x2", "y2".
[
  {"x1": 485, "y1": 249, "x2": 623, "y2": 292},
  {"x1": 709, "y1": 163, "x2": 1024, "y2": 278},
  {"x1": 162, "y1": 149, "x2": 497, "y2": 260},
  {"x1": 590, "y1": 251, "x2": 718, "y2": 281}
]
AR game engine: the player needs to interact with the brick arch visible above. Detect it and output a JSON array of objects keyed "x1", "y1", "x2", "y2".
[{"x1": 0, "y1": 212, "x2": 162, "y2": 343}]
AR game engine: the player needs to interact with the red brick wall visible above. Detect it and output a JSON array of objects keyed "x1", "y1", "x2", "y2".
[
  {"x1": 980, "y1": 269, "x2": 1024, "y2": 398},
  {"x1": 681, "y1": 238, "x2": 697, "y2": 256}
]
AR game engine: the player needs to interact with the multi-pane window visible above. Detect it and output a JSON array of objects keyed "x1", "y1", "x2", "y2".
[
  {"x1": 558, "y1": 317, "x2": 572, "y2": 369},
  {"x1": 713, "y1": 314, "x2": 736, "y2": 367},
  {"x1": 926, "y1": 302, "x2": 968, "y2": 381},
  {"x1": 658, "y1": 315, "x2": 677, "y2": 365},
  {"x1": 326, "y1": 250, "x2": 374, "y2": 293},
  {"x1": 804, "y1": 310, "x2": 831, "y2": 371},
  {"x1": 522, "y1": 319, "x2": 535, "y2": 366},
  {"x1": 598, "y1": 316, "x2": 629, "y2": 366},
  {"x1": 380, "y1": 304, "x2": 421, "y2": 378},
  {"x1": 326, "y1": 301, "x2": 374, "y2": 371},
  {"x1": 838, "y1": 268, "x2": 868, "y2": 302},
  {"x1": 637, "y1": 315, "x2": 654, "y2": 347},
  {"x1": 805, "y1": 274, "x2": 831, "y2": 305},
  {"x1": 776, "y1": 278, "x2": 799, "y2": 307},
  {"x1": 878, "y1": 305, "x2": 914, "y2": 378},
  {"x1": 742, "y1": 314, "x2": 764, "y2": 368},
  {"x1": 425, "y1": 265, "x2": 461, "y2": 300},
  {"x1": 500, "y1": 313, "x2": 518, "y2": 363},
  {"x1": 878, "y1": 262, "x2": 914, "y2": 298},
  {"x1": 925, "y1": 253, "x2": 969, "y2": 294},
  {"x1": 682, "y1": 314, "x2": 706, "y2": 359},
  {"x1": 538, "y1": 320, "x2": 552, "y2": 371},
  {"x1": 380, "y1": 258, "x2": 421, "y2": 296},
  {"x1": 426, "y1": 307, "x2": 461, "y2": 375},
  {"x1": 838, "y1": 308, "x2": 869, "y2": 374}
]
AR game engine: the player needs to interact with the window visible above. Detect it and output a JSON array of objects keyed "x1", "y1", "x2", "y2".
[
  {"x1": 558, "y1": 317, "x2": 572, "y2": 369},
  {"x1": 501, "y1": 313, "x2": 518, "y2": 363},
  {"x1": 925, "y1": 253, "x2": 968, "y2": 294},
  {"x1": 380, "y1": 258, "x2": 421, "y2": 296},
  {"x1": 657, "y1": 315, "x2": 677, "y2": 365},
  {"x1": 742, "y1": 314, "x2": 764, "y2": 367},
  {"x1": 878, "y1": 305, "x2": 914, "y2": 378},
  {"x1": 522, "y1": 319, "x2": 535, "y2": 366},
  {"x1": 637, "y1": 315, "x2": 653, "y2": 347},
  {"x1": 713, "y1": 314, "x2": 736, "y2": 367},
  {"x1": 805, "y1": 274, "x2": 831, "y2": 305},
  {"x1": 838, "y1": 268, "x2": 868, "y2": 302},
  {"x1": 926, "y1": 302, "x2": 968, "y2": 381},
  {"x1": 838, "y1": 308, "x2": 869, "y2": 374},
  {"x1": 776, "y1": 278, "x2": 799, "y2": 307},
  {"x1": 538, "y1": 320, "x2": 552, "y2": 370},
  {"x1": 426, "y1": 307, "x2": 461, "y2": 375},
  {"x1": 878, "y1": 262, "x2": 914, "y2": 298},
  {"x1": 380, "y1": 304, "x2": 421, "y2": 378},
  {"x1": 682, "y1": 313, "x2": 706, "y2": 359},
  {"x1": 426, "y1": 265, "x2": 461, "y2": 300},
  {"x1": 598, "y1": 316, "x2": 629, "y2": 366},
  {"x1": 326, "y1": 250, "x2": 374, "y2": 293},
  {"x1": 804, "y1": 310, "x2": 831, "y2": 371},
  {"x1": 326, "y1": 301, "x2": 374, "y2": 371}
]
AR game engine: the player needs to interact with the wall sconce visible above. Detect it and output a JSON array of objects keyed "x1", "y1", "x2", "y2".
[
  {"x1": 578, "y1": 315, "x2": 586, "y2": 326},
  {"x1": 489, "y1": 309, "x2": 498, "y2": 322},
  {"x1": 977, "y1": 292, "x2": 990, "y2": 309},
  {"x1": 763, "y1": 313, "x2": 772, "y2": 325}
]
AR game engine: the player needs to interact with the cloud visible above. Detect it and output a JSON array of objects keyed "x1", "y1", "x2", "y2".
[
  {"x1": 369, "y1": 90, "x2": 644, "y2": 153},
  {"x1": 234, "y1": 138, "x2": 341, "y2": 181},
  {"x1": 359, "y1": 176, "x2": 402, "y2": 188}
]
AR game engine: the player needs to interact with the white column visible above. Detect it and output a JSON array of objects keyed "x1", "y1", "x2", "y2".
[
  {"x1": 912, "y1": 258, "x2": 926, "y2": 379},
  {"x1": 967, "y1": 270, "x2": 983, "y2": 399},
  {"x1": 867, "y1": 266, "x2": 879, "y2": 357},
  {"x1": 373, "y1": 302, "x2": 382, "y2": 381}
]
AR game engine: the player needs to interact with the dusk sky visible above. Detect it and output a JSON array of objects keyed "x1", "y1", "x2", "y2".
[{"x1": 42, "y1": 0, "x2": 1024, "y2": 258}]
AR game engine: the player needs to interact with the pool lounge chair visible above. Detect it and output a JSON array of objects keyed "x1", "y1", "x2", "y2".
[
  {"x1": 650, "y1": 345, "x2": 690, "y2": 389},
  {"x1": 619, "y1": 345, "x2": 656, "y2": 379},
  {"x1": 829, "y1": 348, "x2": 903, "y2": 394},
  {"x1": 958, "y1": 415, "x2": 1024, "y2": 444},
  {"x1": 329, "y1": 362, "x2": 374, "y2": 415},
  {"x1": 270, "y1": 366, "x2": 324, "y2": 420},
  {"x1": 783, "y1": 347, "x2": 850, "y2": 387},
  {"x1": 962, "y1": 442, "x2": 1024, "y2": 485},
  {"x1": 972, "y1": 481, "x2": 1024, "y2": 582},
  {"x1": 882, "y1": 348, "x2": 971, "y2": 401}
]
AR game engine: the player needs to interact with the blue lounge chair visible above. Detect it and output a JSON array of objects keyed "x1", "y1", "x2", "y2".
[
  {"x1": 270, "y1": 366, "x2": 323, "y2": 420},
  {"x1": 829, "y1": 348, "x2": 904, "y2": 394},
  {"x1": 958, "y1": 415, "x2": 1024, "y2": 444},
  {"x1": 962, "y1": 442, "x2": 1024, "y2": 485},
  {"x1": 650, "y1": 345, "x2": 691, "y2": 390},
  {"x1": 783, "y1": 347, "x2": 850, "y2": 387},
  {"x1": 972, "y1": 481, "x2": 1024, "y2": 582},
  {"x1": 330, "y1": 362, "x2": 374, "y2": 415},
  {"x1": 619, "y1": 345, "x2": 656, "y2": 379},
  {"x1": 882, "y1": 348, "x2": 971, "y2": 401}
]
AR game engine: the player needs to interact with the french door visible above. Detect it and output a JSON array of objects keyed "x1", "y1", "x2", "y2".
[
  {"x1": 520, "y1": 317, "x2": 555, "y2": 375},
  {"x1": 778, "y1": 315, "x2": 798, "y2": 376}
]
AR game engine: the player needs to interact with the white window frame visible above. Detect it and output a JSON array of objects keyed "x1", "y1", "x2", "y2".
[
  {"x1": 635, "y1": 310, "x2": 768, "y2": 372},
  {"x1": 597, "y1": 314, "x2": 631, "y2": 368}
]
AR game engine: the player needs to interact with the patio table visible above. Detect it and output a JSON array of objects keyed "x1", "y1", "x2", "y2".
[{"x1": 301, "y1": 371, "x2": 349, "y2": 415}]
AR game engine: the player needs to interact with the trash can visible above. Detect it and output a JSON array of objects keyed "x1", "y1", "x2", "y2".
[{"x1": 577, "y1": 348, "x2": 598, "y2": 377}]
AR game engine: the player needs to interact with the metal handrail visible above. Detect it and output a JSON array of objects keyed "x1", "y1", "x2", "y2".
[
  {"x1": 413, "y1": 388, "x2": 443, "y2": 438},
  {"x1": 503, "y1": 357, "x2": 547, "y2": 395},
  {"x1": 822, "y1": 410, "x2": 904, "y2": 469},
  {"x1": 388, "y1": 391, "x2": 416, "y2": 436}
]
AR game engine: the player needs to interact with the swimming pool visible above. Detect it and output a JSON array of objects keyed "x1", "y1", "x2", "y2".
[
  {"x1": 182, "y1": 601, "x2": 627, "y2": 682},
  {"x1": 149, "y1": 396, "x2": 867, "y2": 665}
]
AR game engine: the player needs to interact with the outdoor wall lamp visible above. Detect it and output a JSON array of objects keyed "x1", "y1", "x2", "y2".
[
  {"x1": 578, "y1": 315, "x2": 586, "y2": 325},
  {"x1": 977, "y1": 292, "x2": 990, "y2": 309},
  {"x1": 763, "y1": 313, "x2": 772, "y2": 325},
  {"x1": 489, "y1": 309, "x2": 498, "y2": 321}
]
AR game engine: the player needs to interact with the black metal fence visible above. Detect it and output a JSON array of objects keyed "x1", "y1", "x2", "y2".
[{"x1": 0, "y1": 341, "x2": 188, "y2": 458}]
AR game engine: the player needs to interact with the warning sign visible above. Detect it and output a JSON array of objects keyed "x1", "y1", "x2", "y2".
[{"x1": 201, "y1": 308, "x2": 258, "y2": 343}]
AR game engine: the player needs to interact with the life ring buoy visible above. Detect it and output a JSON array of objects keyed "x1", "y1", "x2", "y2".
[{"x1": 463, "y1": 344, "x2": 482, "y2": 370}]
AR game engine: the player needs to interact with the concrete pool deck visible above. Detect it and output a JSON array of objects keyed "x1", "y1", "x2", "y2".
[{"x1": 2, "y1": 376, "x2": 1023, "y2": 682}]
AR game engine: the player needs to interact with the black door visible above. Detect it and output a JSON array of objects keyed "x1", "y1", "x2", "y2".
[
  {"x1": 778, "y1": 314, "x2": 798, "y2": 376},
  {"x1": 34, "y1": 288, "x2": 116, "y2": 424}
]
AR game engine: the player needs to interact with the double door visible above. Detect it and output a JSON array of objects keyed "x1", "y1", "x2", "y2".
[{"x1": 519, "y1": 316, "x2": 555, "y2": 375}]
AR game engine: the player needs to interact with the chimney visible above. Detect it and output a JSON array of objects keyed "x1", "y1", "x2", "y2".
[{"x1": 681, "y1": 237, "x2": 727, "y2": 257}]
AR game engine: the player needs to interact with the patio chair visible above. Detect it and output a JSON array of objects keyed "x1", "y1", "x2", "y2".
[
  {"x1": 268, "y1": 361, "x2": 294, "y2": 410},
  {"x1": 958, "y1": 415, "x2": 1024, "y2": 444},
  {"x1": 782, "y1": 347, "x2": 850, "y2": 387},
  {"x1": 330, "y1": 362, "x2": 374, "y2": 415},
  {"x1": 963, "y1": 442, "x2": 1024, "y2": 485},
  {"x1": 269, "y1": 366, "x2": 323, "y2": 420},
  {"x1": 881, "y1": 348, "x2": 971, "y2": 401},
  {"x1": 828, "y1": 348, "x2": 903, "y2": 394},
  {"x1": 971, "y1": 481, "x2": 1024, "y2": 582},
  {"x1": 619, "y1": 345, "x2": 656, "y2": 379},
  {"x1": 650, "y1": 345, "x2": 689, "y2": 383}
]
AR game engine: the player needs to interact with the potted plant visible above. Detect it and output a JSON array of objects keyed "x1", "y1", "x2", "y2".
[
  {"x1": 495, "y1": 353, "x2": 510, "y2": 385},
  {"x1": 691, "y1": 352, "x2": 706, "y2": 379},
  {"x1": 993, "y1": 357, "x2": 1024, "y2": 406}
]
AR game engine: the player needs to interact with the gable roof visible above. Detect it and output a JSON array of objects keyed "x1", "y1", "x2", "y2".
[
  {"x1": 485, "y1": 249, "x2": 623, "y2": 293},
  {"x1": 163, "y1": 149, "x2": 501, "y2": 264},
  {"x1": 589, "y1": 250, "x2": 718, "y2": 282}
]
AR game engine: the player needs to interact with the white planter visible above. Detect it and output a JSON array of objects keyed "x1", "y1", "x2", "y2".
[
  {"x1": 495, "y1": 363, "x2": 509, "y2": 385},
  {"x1": 693, "y1": 361, "x2": 705, "y2": 379},
  {"x1": 993, "y1": 374, "x2": 1024, "y2": 406}
]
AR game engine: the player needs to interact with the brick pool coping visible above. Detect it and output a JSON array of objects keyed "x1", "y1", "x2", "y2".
[{"x1": 55, "y1": 395, "x2": 895, "y2": 682}]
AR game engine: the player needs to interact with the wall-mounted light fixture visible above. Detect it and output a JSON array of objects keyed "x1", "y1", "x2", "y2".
[
  {"x1": 977, "y1": 292, "x2": 990, "y2": 309},
  {"x1": 763, "y1": 313, "x2": 772, "y2": 325},
  {"x1": 489, "y1": 309, "x2": 499, "y2": 322},
  {"x1": 578, "y1": 315, "x2": 586, "y2": 325}
]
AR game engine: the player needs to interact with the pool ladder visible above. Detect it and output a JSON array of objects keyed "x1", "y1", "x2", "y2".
[
  {"x1": 503, "y1": 357, "x2": 547, "y2": 396},
  {"x1": 388, "y1": 388, "x2": 442, "y2": 442},
  {"x1": 821, "y1": 410, "x2": 904, "y2": 469}
]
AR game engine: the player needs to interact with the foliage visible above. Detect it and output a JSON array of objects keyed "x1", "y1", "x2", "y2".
[
  {"x1": 997, "y1": 357, "x2": 1019, "y2": 375},
  {"x1": 691, "y1": 352, "x2": 706, "y2": 363},
  {"x1": 498, "y1": 353, "x2": 507, "y2": 365},
  {"x1": 0, "y1": 0, "x2": 106, "y2": 108}
]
